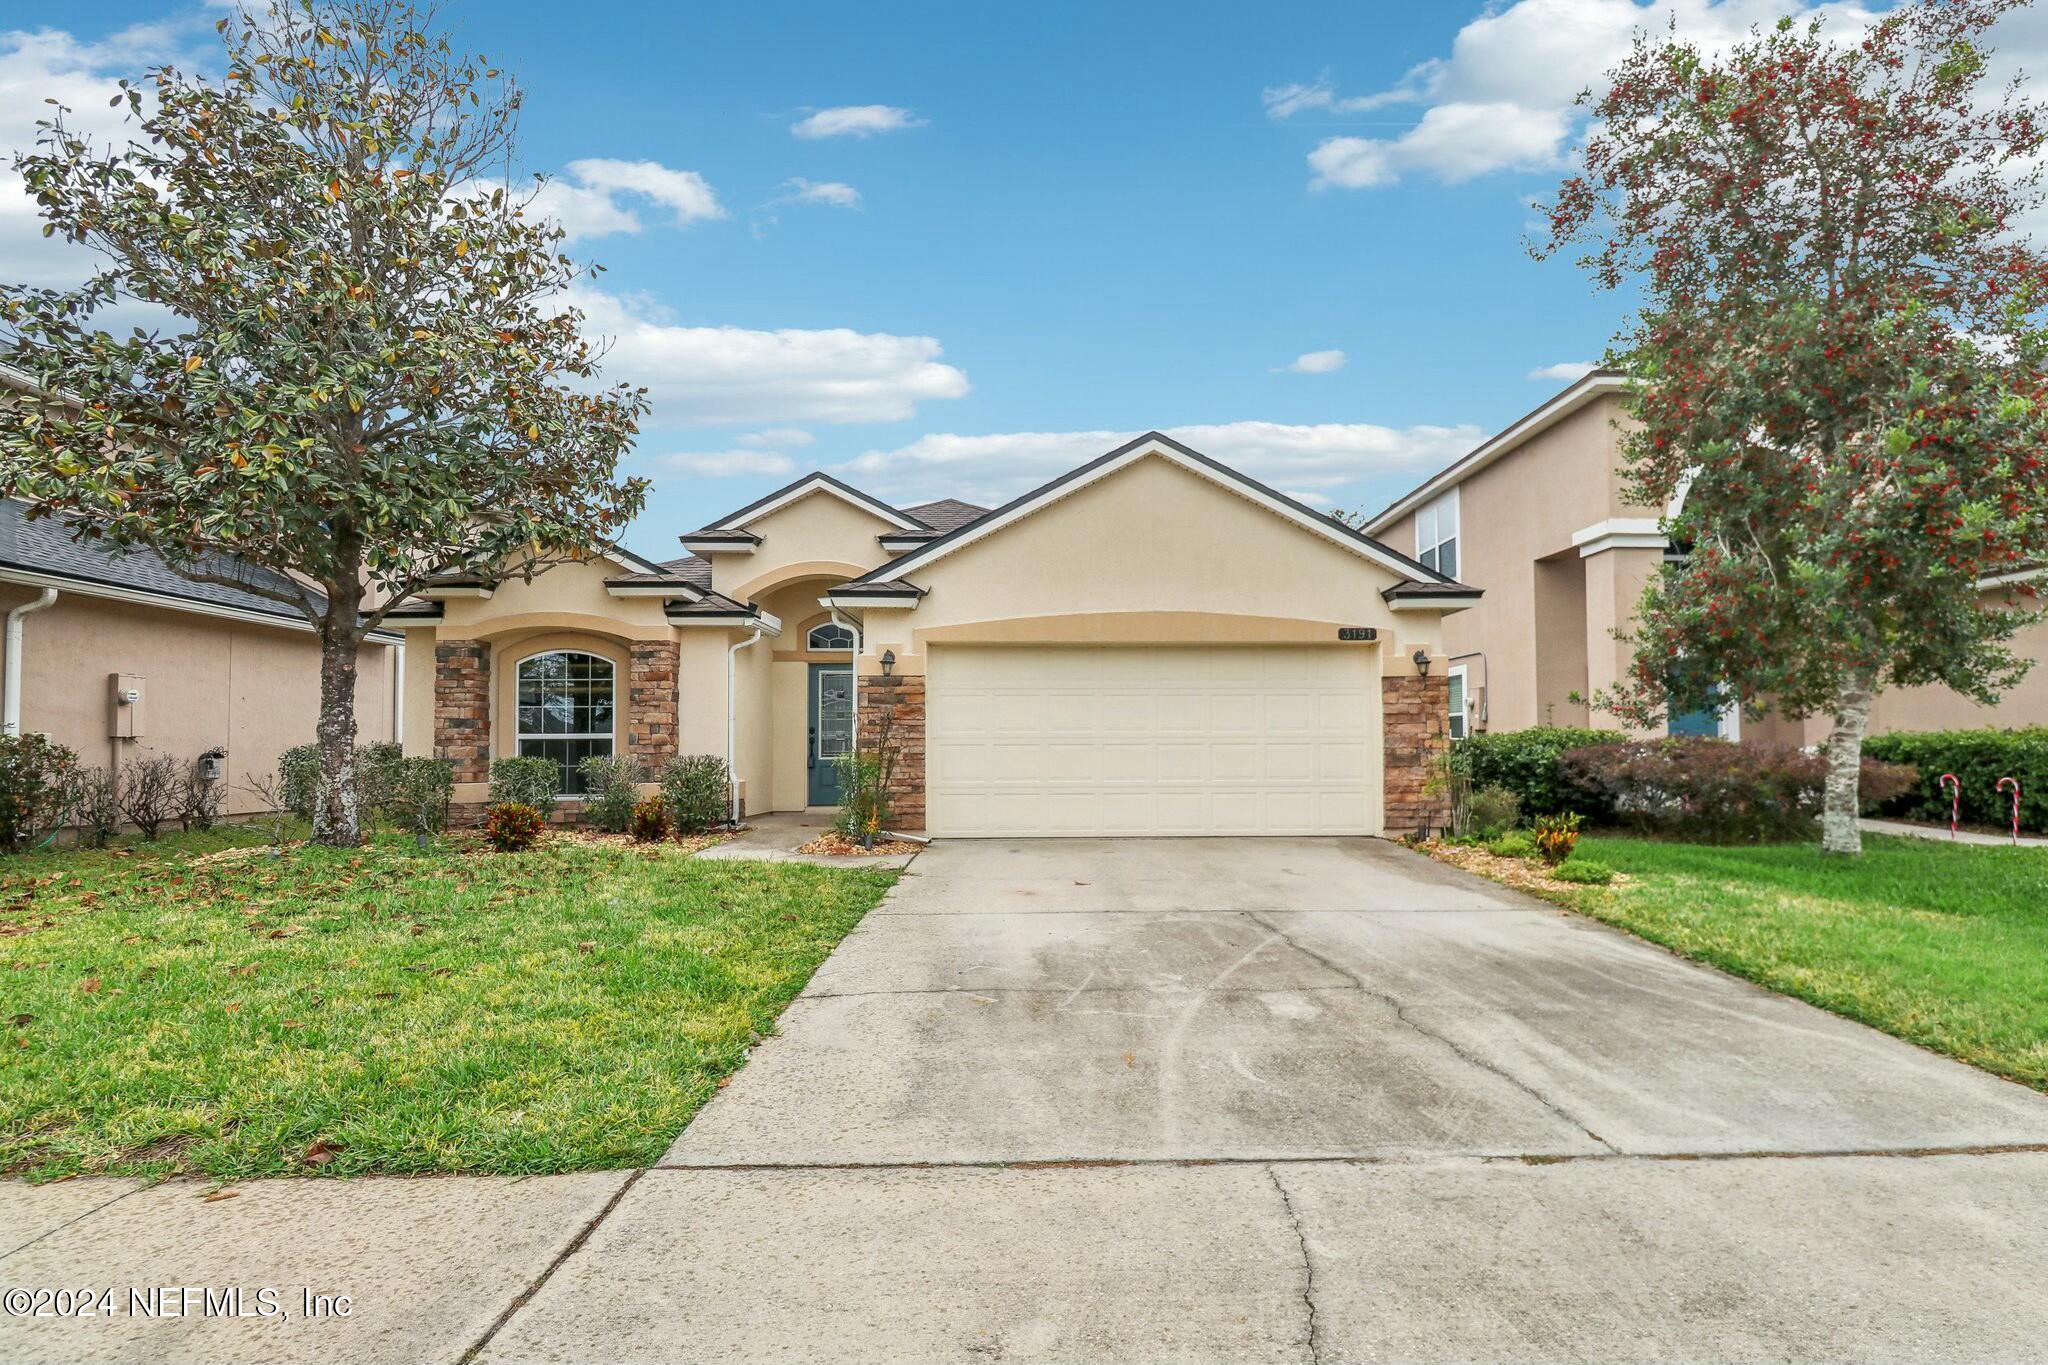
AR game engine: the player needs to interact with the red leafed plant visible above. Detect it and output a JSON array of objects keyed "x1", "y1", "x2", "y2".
[
  {"x1": 481, "y1": 801, "x2": 545, "y2": 853},
  {"x1": 1532, "y1": 812, "x2": 1584, "y2": 866}
]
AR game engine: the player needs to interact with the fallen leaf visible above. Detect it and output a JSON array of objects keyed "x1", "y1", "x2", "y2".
[
  {"x1": 201, "y1": 1188, "x2": 238, "y2": 1202},
  {"x1": 78, "y1": 977, "x2": 101, "y2": 994},
  {"x1": 301, "y1": 1139, "x2": 344, "y2": 1167}
]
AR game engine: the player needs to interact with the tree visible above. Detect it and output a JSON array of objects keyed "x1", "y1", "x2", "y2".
[
  {"x1": 0, "y1": 1, "x2": 648, "y2": 847},
  {"x1": 1539, "y1": 0, "x2": 2048, "y2": 854}
]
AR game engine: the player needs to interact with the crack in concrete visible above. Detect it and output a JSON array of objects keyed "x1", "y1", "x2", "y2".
[
  {"x1": 1244, "y1": 910, "x2": 1624, "y2": 1153},
  {"x1": 458, "y1": 1167, "x2": 645, "y2": 1365},
  {"x1": 1266, "y1": 1166, "x2": 1324, "y2": 1365},
  {"x1": 0, "y1": 1184, "x2": 140, "y2": 1264}
]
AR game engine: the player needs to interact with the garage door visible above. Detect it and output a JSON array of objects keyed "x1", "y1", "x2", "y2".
[{"x1": 926, "y1": 645, "x2": 1378, "y2": 837}]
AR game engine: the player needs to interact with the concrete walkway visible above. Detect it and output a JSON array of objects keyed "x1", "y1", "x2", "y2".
[
  {"x1": 1861, "y1": 815, "x2": 2048, "y2": 847},
  {"x1": 694, "y1": 808, "x2": 920, "y2": 869},
  {"x1": 8, "y1": 838, "x2": 2048, "y2": 1363}
]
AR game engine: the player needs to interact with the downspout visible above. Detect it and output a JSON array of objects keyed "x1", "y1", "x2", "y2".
[
  {"x1": 726, "y1": 628, "x2": 765, "y2": 825},
  {"x1": 391, "y1": 640, "x2": 405, "y2": 747},
  {"x1": 3, "y1": 588, "x2": 58, "y2": 737}
]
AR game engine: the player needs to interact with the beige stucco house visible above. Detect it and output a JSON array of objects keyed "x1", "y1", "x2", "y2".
[
  {"x1": 1365, "y1": 371, "x2": 2048, "y2": 744},
  {"x1": 392, "y1": 433, "x2": 1481, "y2": 837},
  {"x1": 0, "y1": 499, "x2": 400, "y2": 816}
]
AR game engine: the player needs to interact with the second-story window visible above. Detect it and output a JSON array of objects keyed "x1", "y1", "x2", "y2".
[{"x1": 1417, "y1": 488, "x2": 1460, "y2": 579}]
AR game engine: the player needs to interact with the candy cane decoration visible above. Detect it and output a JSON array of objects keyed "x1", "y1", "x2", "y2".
[
  {"x1": 1997, "y1": 777, "x2": 2021, "y2": 846},
  {"x1": 1940, "y1": 773, "x2": 1961, "y2": 838}
]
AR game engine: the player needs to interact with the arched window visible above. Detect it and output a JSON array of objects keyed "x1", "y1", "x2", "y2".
[
  {"x1": 516, "y1": 650, "x2": 615, "y2": 795},
  {"x1": 806, "y1": 621, "x2": 855, "y2": 651}
]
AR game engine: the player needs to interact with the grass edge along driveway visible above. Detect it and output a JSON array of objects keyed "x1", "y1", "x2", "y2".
[
  {"x1": 1, "y1": 828, "x2": 896, "y2": 1182},
  {"x1": 1455, "y1": 833, "x2": 2048, "y2": 1094}
]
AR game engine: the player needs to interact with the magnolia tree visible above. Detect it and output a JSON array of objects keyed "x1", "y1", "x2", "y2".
[
  {"x1": 0, "y1": 0, "x2": 648, "y2": 846},
  {"x1": 1539, "y1": 0, "x2": 2048, "y2": 854}
]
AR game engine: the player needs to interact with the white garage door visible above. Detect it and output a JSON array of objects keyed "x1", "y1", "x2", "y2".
[{"x1": 927, "y1": 645, "x2": 1378, "y2": 837}]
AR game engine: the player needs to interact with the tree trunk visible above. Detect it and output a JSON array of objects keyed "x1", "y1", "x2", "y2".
[
  {"x1": 1820, "y1": 669, "x2": 1876, "y2": 856},
  {"x1": 312, "y1": 606, "x2": 362, "y2": 849}
]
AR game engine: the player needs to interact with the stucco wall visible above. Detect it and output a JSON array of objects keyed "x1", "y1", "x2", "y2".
[
  {"x1": 713, "y1": 492, "x2": 895, "y2": 600},
  {"x1": 859, "y1": 454, "x2": 1444, "y2": 665},
  {"x1": 0, "y1": 584, "x2": 395, "y2": 816}
]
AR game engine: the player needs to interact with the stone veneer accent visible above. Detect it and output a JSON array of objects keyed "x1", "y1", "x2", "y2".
[
  {"x1": 858, "y1": 672, "x2": 926, "y2": 831},
  {"x1": 433, "y1": 640, "x2": 491, "y2": 783},
  {"x1": 1382, "y1": 673, "x2": 1451, "y2": 837},
  {"x1": 627, "y1": 641, "x2": 680, "y2": 767}
]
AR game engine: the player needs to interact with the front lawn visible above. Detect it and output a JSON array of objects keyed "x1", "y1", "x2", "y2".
[
  {"x1": 1, "y1": 827, "x2": 895, "y2": 1181},
  {"x1": 1482, "y1": 834, "x2": 2048, "y2": 1092}
]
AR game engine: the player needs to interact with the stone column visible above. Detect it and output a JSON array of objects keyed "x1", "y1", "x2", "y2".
[
  {"x1": 1383, "y1": 673, "x2": 1451, "y2": 837},
  {"x1": 433, "y1": 641, "x2": 490, "y2": 782},
  {"x1": 858, "y1": 672, "x2": 925, "y2": 832},
  {"x1": 626, "y1": 641, "x2": 679, "y2": 770}
]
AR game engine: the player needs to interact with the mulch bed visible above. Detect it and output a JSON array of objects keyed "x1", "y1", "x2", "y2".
[
  {"x1": 797, "y1": 831, "x2": 924, "y2": 857},
  {"x1": 1420, "y1": 839, "x2": 1632, "y2": 896},
  {"x1": 545, "y1": 829, "x2": 728, "y2": 854}
]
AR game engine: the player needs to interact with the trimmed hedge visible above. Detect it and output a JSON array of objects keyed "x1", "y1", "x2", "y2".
[
  {"x1": 1453, "y1": 727, "x2": 1623, "y2": 820},
  {"x1": 1563, "y1": 737, "x2": 1917, "y2": 843},
  {"x1": 1863, "y1": 727, "x2": 2048, "y2": 833}
]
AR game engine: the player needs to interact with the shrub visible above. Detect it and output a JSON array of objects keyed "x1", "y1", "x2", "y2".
[
  {"x1": 278, "y1": 742, "x2": 322, "y2": 818},
  {"x1": 1863, "y1": 727, "x2": 2048, "y2": 833},
  {"x1": 356, "y1": 741, "x2": 406, "y2": 818},
  {"x1": 1553, "y1": 857, "x2": 1614, "y2": 885},
  {"x1": 577, "y1": 754, "x2": 643, "y2": 834},
  {"x1": 1533, "y1": 812, "x2": 1583, "y2": 865},
  {"x1": 481, "y1": 801, "x2": 544, "y2": 852},
  {"x1": 833, "y1": 751, "x2": 889, "y2": 842},
  {"x1": 629, "y1": 794, "x2": 672, "y2": 842},
  {"x1": 177, "y1": 769, "x2": 223, "y2": 832},
  {"x1": 1453, "y1": 727, "x2": 1623, "y2": 820},
  {"x1": 118, "y1": 754, "x2": 183, "y2": 841},
  {"x1": 1563, "y1": 738, "x2": 1917, "y2": 843},
  {"x1": 71, "y1": 768, "x2": 120, "y2": 849},
  {"x1": 1486, "y1": 831, "x2": 1538, "y2": 860},
  {"x1": 386, "y1": 757, "x2": 454, "y2": 841},
  {"x1": 0, "y1": 733, "x2": 80, "y2": 853},
  {"x1": 489, "y1": 756, "x2": 560, "y2": 817},
  {"x1": 1466, "y1": 785, "x2": 1521, "y2": 840},
  {"x1": 661, "y1": 754, "x2": 730, "y2": 834}
]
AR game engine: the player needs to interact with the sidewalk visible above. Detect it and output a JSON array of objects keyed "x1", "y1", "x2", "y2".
[{"x1": 1860, "y1": 817, "x2": 2048, "y2": 847}]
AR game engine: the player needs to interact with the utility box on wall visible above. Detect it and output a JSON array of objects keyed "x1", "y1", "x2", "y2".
[{"x1": 109, "y1": 673, "x2": 145, "y2": 739}]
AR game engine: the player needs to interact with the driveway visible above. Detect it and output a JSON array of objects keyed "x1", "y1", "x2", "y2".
[{"x1": 10, "y1": 838, "x2": 2048, "y2": 1363}]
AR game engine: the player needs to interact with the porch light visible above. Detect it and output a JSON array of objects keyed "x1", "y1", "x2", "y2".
[
  {"x1": 880, "y1": 649, "x2": 896, "y2": 677},
  {"x1": 1412, "y1": 649, "x2": 1432, "y2": 676}
]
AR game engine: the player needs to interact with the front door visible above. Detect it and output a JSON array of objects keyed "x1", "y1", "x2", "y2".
[{"x1": 808, "y1": 665, "x2": 854, "y2": 805}]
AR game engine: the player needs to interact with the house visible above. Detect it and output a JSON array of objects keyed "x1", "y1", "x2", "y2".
[
  {"x1": 0, "y1": 499, "x2": 401, "y2": 814},
  {"x1": 1364, "y1": 371, "x2": 2048, "y2": 744},
  {"x1": 391, "y1": 433, "x2": 1481, "y2": 836}
]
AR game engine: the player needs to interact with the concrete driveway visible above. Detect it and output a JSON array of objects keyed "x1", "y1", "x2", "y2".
[{"x1": 10, "y1": 838, "x2": 2048, "y2": 1364}]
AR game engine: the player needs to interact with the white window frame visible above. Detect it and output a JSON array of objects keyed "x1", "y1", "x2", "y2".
[
  {"x1": 806, "y1": 621, "x2": 855, "y2": 651},
  {"x1": 1447, "y1": 663, "x2": 1471, "y2": 741},
  {"x1": 514, "y1": 649, "x2": 616, "y2": 796},
  {"x1": 1416, "y1": 487, "x2": 1460, "y2": 580}
]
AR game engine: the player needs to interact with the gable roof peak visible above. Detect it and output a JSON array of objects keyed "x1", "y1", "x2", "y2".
[{"x1": 693, "y1": 469, "x2": 928, "y2": 537}]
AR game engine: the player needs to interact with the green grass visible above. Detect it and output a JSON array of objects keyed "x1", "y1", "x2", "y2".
[
  {"x1": 0, "y1": 826, "x2": 896, "y2": 1181},
  {"x1": 1514, "y1": 834, "x2": 2048, "y2": 1091}
]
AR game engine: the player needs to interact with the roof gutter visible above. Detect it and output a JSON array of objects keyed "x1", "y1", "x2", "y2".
[{"x1": 3, "y1": 588, "x2": 58, "y2": 737}]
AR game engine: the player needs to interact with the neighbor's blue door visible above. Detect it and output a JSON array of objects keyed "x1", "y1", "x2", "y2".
[{"x1": 808, "y1": 665, "x2": 854, "y2": 805}]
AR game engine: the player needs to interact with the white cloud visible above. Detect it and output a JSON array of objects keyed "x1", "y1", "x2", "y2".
[
  {"x1": 1283, "y1": 0, "x2": 1883, "y2": 190},
  {"x1": 657, "y1": 449, "x2": 798, "y2": 478},
  {"x1": 735, "y1": 427, "x2": 815, "y2": 449},
  {"x1": 571, "y1": 286, "x2": 971, "y2": 427},
  {"x1": 774, "y1": 178, "x2": 862, "y2": 208},
  {"x1": 1281, "y1": 349, "x2": 1347, "y2": 374},
  {"x1": 791, "y1": 105, "x2": 925, "y2": 139},
  {"x1": 834, "y1": 420, "x2": 1483, "y2": 507},
  {"x1": 517, "y1": 159, "x2": 724, "y2": 240},
  {"x1": 1529, "y1": 360, "x2": 1598, "y2": 381}
]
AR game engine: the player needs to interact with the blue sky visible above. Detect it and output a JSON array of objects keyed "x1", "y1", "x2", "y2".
[{"x1": 17, "y1": 0, "x2": 2028, "y2": 556}]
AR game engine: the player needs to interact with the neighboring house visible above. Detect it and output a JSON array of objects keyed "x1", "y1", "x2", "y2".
[
  {"x1": 392, "y1": 433, "x2": 1481, "y2": 836},
  {"x1": 0, "y1": 499, "x2": 401, "y2": 815},
  {"x1": 1364, "y1": 371, "x2": 2048, "y2": 744}
]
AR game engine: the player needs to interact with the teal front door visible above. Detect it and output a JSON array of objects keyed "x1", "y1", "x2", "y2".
[{"x1": 808, "y1": 665, "x2": 854, "y2": 805}]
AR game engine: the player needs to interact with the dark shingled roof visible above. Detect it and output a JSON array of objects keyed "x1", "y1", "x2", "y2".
[
  {"x1": 0, "y1": 499, "x2": 321, "y2": 624},
  {"x1": 901, "y1": 498, "x2": 988, "y2": 533},
  {"x1": 653, "y1": 554, "x2": 713, "y2": 588}
]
